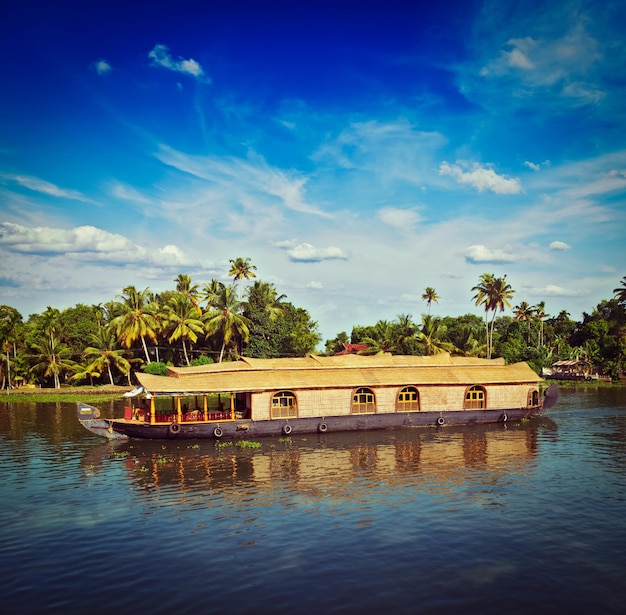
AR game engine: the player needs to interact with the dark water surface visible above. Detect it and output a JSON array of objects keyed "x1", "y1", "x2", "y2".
[{"x1": 1, "y1": 387, "x2": 626, "y2": 614}]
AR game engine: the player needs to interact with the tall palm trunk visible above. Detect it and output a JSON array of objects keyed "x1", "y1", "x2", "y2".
[{"x1": 140, "y1": 335, "x2": 151, "y2": 363}]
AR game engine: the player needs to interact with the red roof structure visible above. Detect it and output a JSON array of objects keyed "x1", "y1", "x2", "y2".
[{"x1": 333, "y1": 343, "x2": 371, "y2": 356}]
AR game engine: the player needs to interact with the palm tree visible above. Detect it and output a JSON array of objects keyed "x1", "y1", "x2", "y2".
[
  {"x1": 417, "y1": 315, "x2": 456, "y2": 355},
  {"x1": 513, "y1": 301, "x2": 535, "y2": 344},
  {"x1": 0, "y1": 305, "x2": 23, "y2": 389},
  {"x1": 454, "y1": 324, "x2": 485, "y2": 357},
  {"x1": 487, "y1": 275, "x2": 515, "y2": 357},
  {"x1": 201, "y1": 278, "x2": 226, "y2": 311},
  {"x1": 83, "y1": 325, "x2": 130, "y2": 385},
  {"x1": 111, "y1": 286, "x2": 158, "y2": 364},
  {"x1": 69, "y1": 363, "x2": 101, "y2": 386},
  {"x1": 174, "y1": 273, "x2": 201, "y2": 308},
  {"x1": 472, "y1": 274, "x2": 515, "y2": 358},
  {"x1": 613, "y1": 276, "x2": 626, "y2": 305},
  {"x1": 472, "y1": 273, "x2": 496, "y2": 358},
  {"x1": 422, "y1": 287, "x2": 440, "y2": 314},
  {"x1": 228, "y1": 257, "x2": 257, "y2": 299},
  {"x1": 534, "y1": 301, "x2": 548, "y2": 347},
  {"x1": 163, "y1": 294, "x2": 205, "y2": 365},
  {"x1": 203, "y1": 284, "x2": 251, "y2": 362},
  {"x1": 30, "y1": 336, "x2": 75, "y2": 388},
  {"x1": 39, "y1": 306, "x2": 62, "y2": 347},
  {"x1": 394, "y1": 314, "x2": 418, "y2": 354},
  {"x1": 359, "y1": 320, "x2": 400, "y2": 355}
]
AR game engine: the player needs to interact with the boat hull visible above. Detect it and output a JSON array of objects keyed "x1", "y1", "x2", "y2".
[{"x1": 78, "y1": 404, "x2": 549, "y2": 441}]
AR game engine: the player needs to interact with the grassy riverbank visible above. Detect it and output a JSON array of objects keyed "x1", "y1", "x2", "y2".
[{"x1": 0, "y1": 385, "x2": 132, "y2": 403}]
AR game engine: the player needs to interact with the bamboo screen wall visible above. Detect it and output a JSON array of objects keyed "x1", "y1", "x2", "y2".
[{"x1": 250, "y1": 383, "x2": 537, "y2": 420}]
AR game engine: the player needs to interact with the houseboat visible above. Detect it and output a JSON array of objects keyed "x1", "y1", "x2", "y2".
[
  {"x1": 541, "y1": 360, "x2": 610, "y2": 381},
  {"x1": 77, "y1": 353, "x2": 559, "y2": 441}
]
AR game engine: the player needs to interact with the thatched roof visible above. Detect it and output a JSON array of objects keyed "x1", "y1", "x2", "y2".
[{"x1": 135, "y1": 353, "x2": 541, "y2": 395}]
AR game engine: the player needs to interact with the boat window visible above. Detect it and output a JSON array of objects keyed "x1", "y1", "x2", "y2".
[
  {"x1": 397, "y1": 386, "x2": 420, "y2": 412},
  {"x1": 464, "y1": 385, "x2": 486, "y2": 409},
  {"x1": 271, "y1": 391, "x2": 298, "y2": 419},
  {"x1": 352, "y1": 387, "x2": 376, "y2": 414}
]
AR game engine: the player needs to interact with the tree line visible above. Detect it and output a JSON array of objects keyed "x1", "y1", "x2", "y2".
[
  {"x1": 327, "y1": 274, "x2": 626, "y2": 380},
  {"x1": 0, "y1": 264, "x2": 625, "y2": 388}
]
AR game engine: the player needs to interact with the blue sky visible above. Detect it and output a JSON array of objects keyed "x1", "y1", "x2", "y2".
[{"x1": 1, "y1": 0, "x2": 625, "y2": 342}]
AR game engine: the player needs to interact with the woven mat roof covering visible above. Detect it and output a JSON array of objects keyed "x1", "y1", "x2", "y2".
[{"x1": 136, "y1": 354, "x2": 540, "y2": 395}]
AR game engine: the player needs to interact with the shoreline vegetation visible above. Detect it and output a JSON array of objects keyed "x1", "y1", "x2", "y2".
[{"x1": 1, "y1": 269, "x2": 625, "y2": 391}]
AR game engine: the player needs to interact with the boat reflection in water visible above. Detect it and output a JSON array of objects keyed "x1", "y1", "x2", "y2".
[{"x1": 82, "y1": 418, "x2": 557, "y2": 498}]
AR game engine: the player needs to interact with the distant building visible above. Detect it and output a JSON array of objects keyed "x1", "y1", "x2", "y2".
[{"x1": 333, "y1": 343, "x2": 371, "y2": 356}]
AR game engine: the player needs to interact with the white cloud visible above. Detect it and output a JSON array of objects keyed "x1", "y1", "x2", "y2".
[
  {"x1": 0, "y1": 222, "x2": 189, "y2": 267},
  {"x1": 93, "y1": 59, "x2": 111, "y2": 75},
  {"x1": 549, "y1": 241, "x2": 571, "y2": 251},
  {"x1": 531, "y1": 284, "x2": 588, "y2": 298},
  {"x1": 276, "y1": 241, "x2": 349, "y2": 263},
  {"x1": 439, "y1": 162, "x2": 522, "y2": 194},
  {"x1": 148, "y1": 44, "x2": 209, "y2": 81},
  {"x1": 157, "y1": 244, "x2": 186, "y2": 264},
  {"x1": 524, "y1": 160, "x2": 550, "y2": 171},
  {"x1": 463, "y1": 244, "x2": 522, "y2": 264}
]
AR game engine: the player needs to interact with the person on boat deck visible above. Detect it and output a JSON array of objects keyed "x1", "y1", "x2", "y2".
[{"x1": 138, "y1": 398, "x2": 149, "y2": 420}]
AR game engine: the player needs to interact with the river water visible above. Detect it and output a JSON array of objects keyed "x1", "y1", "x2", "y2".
[{"x1": 1, "y1": 387, "x2": 625, "y2": 614}]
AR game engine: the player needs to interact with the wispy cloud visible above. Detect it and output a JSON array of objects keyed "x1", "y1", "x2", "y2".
[
  {"x1": 0, "y1": 173, "x2": 90, "y2": 202},
  {"x1": 377, "y1": 207, "x2": 422, "y2": 231},
  {"x1": 313, "y1": 119, "x2": 446, "y2": 183},
  {"x1": 154, "y1": 145, "x2": 331, "y2": 218},
  {"x1": 549, "y1": 241, "x2": 571, "y2": 251},
  {"x1": 479, "y1": 25, "x2": 604, "y2": 105},
  {"x1": 439, "y1": 162, "x2": 522, "y2": 194},
  {"x1": 527, "y1": 284, "x2": 589, "y2": 298},
  {"x1": 148, "y1": 44, "x2": 209, "y2": 82}
]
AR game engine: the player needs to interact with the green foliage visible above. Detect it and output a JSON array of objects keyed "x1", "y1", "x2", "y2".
[
  {"x1": 236, "y1": 440, "x2": 261, "y2": 449},
  {"x1": 190, "y1": 355, "x2": 213, "y2": 366},
  {"x1": 59, "y1": 304, "x2": 100, "y2": 360},
  {"x1": 243, "y1": 288, "x2": 319, "y2": 358},
  {"x1": 143, "y1": 361, "x2": 169, "y2": 376}
]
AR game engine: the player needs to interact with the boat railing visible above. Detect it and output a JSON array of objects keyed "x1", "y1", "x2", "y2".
[{"x1": 127, "y1": 409, "x2": 238, "y2": 423}]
